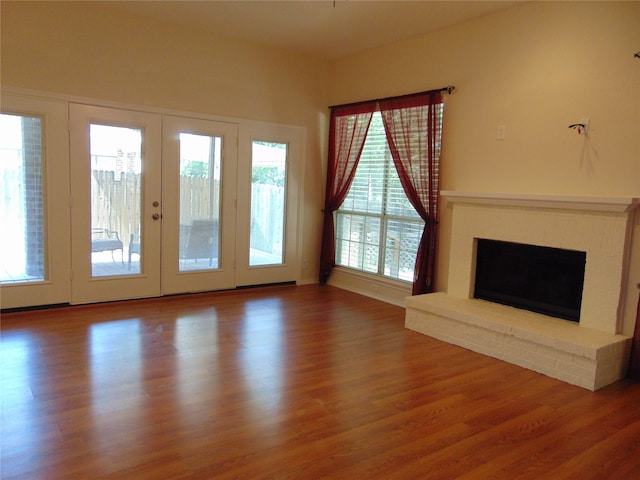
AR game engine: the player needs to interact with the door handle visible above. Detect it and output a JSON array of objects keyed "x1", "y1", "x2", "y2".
[{"x1": 152, "y1": 213, "x2": 161, "y2": 220}]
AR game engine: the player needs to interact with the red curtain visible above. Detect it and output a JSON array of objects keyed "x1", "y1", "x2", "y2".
[
  {"x1": 379, "y1": 91, "x2": 444, "y2": 295},
  {"x1": 319, "y1": 101, "x2": 376, "y2": 283}
]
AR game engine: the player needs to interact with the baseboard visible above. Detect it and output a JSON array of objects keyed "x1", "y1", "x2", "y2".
[{"x1": 327, "y1": 268, "x2": 411, "y2": 307}]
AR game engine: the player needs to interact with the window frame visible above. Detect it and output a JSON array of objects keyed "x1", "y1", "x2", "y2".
[{"x1": 334, "y1": 111, "x2": 424, "y2": 283}]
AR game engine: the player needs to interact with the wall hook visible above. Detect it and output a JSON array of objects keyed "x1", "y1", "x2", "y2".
[
  {"x1": 568, "y1": 123, "x2": 586, "y2": 134},
  {"x1": 569, "y1": 118, "x2": 589, "y2": 135}
]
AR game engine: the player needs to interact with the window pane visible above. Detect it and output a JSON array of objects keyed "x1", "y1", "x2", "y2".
[
  {"x1": 335, "y1": 213, "x2": 380, "y2": 273},
  {"x1": 179, "y1": 133, "x2": 221, "y2": 271},
  {"x1": 90, "y1": 124, "x2": 141, "y2": 277},
  {"x1": 341, "y1": 113, "x2": 387, "y2": 214},
  {"x1": 250, "y1": 141, "x2": 287, "y2": 266},
  {"x1": 0, "y1": 114, "x2": 45, "y2": 283},
  {"x1": 384, "y1": 219, "x2": 423, "y2": 281}
]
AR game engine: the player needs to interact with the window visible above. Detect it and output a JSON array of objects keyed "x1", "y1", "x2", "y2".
[
  {"x1": 320, "y1": 89, "x2": 444, "y2": 294},
  {"x1": 335, "y1": 112, "x2": 424, "y2": 282},
  {"x1": 249, "y1": 141, "x2": 287, "y2": 266},
  {"x1": 0, "y1": 113, "x2": 45, "y2": 283}
]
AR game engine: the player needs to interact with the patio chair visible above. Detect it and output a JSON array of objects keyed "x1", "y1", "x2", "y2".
[
  {"x1": 91, "y1": 228, "x2": 124, "y2": 264},
  {"x1": 181, "y1": 218, "x2": 219, "y2": 266}
]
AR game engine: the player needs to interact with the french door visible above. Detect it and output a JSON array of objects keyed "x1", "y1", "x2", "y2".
[
  {"x1": 69, "y1": 106, "x2": 301, "y2": 303},
  {"x1": 165, "y1": 118, "x2": 302, "y2": 292},
  {"x1": 69, "y1": 105, "x2": 163, "y2": 304},
  {"x1": 161, "y1": 115, "x2": 238, "y2": 294}
]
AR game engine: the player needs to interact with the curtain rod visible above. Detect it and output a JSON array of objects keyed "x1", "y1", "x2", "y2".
[{"x1": 329, "y1": 85, "x2": 455, "y2": 110}]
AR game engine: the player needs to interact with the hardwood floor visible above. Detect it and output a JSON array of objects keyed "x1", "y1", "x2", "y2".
[{"x1": 2, "y1": 284, "x2": 639, "y2": 479}]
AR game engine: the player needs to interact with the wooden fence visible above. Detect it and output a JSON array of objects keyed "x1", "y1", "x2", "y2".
[
  {"x1": 91, "y1": 171, "x2": 282, "y2": 254},
  {"x1": 91, "y1": 171, "x2": 142, "y2": 246}
]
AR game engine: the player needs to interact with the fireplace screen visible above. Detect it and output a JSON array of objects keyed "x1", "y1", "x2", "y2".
[{"x1": 474, "y1": 239, "x2": 586, "y2": 322}]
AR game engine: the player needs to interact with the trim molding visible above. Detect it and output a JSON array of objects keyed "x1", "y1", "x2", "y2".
[
  {"x1": 441, "y1": 190, "x2": 640, "y2": 213},
  {"x1": 328, "y1": 268, "x2": 411, "y2": 308}
]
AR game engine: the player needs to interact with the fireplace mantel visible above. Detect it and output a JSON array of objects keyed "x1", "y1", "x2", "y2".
[{"x1": 441, "y1": 190, "x2": 639, "y2": 213}]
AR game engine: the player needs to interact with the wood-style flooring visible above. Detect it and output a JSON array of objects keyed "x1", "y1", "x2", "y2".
[{"x1": 1, "y1": 284, "x2": 639, "y2": 479}]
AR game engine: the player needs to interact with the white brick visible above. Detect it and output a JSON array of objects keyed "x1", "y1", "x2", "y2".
[{"x1": 406, "y1": 293, "x2": 631, "y2": 391}]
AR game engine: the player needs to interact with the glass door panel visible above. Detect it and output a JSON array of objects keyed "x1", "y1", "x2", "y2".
[
  {"x1": 249, "y1": 141, "x2": 286, "y2": 267},
  {"x1": 178, "y1": 133, "x2": 221, "y2": 272},
  {"x1": 0, "y1": 95, "x2": 70, "y2": 309},
  {"x1": 89, "y1": 124, "x2": 142, "y2": 277},
  {"x1": 161, "y1": 116, "x2": 237, "y2": 295}
]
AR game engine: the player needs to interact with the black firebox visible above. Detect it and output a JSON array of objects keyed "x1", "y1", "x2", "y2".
[{"x1": 473, "y1": 239, "x2": 586, "y2": 322}]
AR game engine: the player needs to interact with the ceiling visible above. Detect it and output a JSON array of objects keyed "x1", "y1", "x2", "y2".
[{"x1": 104, "y1": 1, "x2": 523, "y2": 60}]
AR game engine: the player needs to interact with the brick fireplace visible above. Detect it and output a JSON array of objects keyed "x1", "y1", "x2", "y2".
[{"x1": 405, "y1": 191, "x2": 639, "y2": 390}]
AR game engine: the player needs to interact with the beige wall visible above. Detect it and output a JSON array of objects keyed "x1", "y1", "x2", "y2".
[
  {"x1": 329, "y1": 2, "x2": 639, "y2": 195},
  {"x1": 329, "y1": 1, "x2": 640, "y2": 333},
  {"x1": 1, "y1": 1, "x2": 328, "y2": 285}
]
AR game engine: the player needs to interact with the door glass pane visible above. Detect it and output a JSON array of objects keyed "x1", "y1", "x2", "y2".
[
  {"x1": 0, "y1": 114, "x2": 45, "y2": 284},
  {"x1": 250, "y1": 141, "x2": 287, "y2": 266},
  {"x1": 179, "y1": 133, "x2": 221, "y2": 271},
  {"x1": 90, "y1": 124, "x2": 142, "y2": 277}
]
